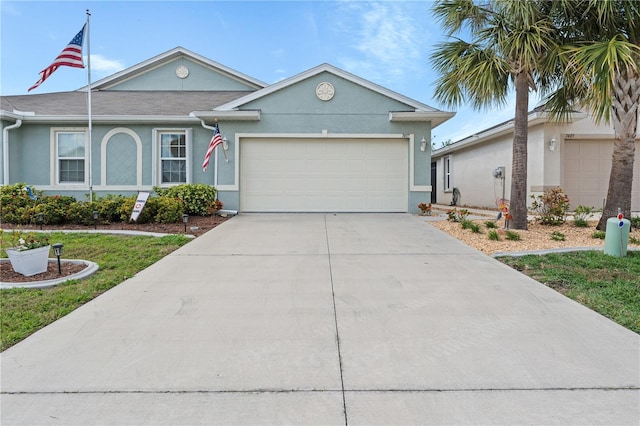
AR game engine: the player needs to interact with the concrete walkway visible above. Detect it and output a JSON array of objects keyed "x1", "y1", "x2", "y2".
[{"x1": 1, "y1": 214, "x2": 638, "y2": 425}]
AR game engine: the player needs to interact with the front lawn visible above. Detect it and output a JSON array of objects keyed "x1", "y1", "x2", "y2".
[
  {"x1": 1, "y1": 232, "x2": 191, "y2": 351},
  {"x1": 498, "y1": 250, "x2": 640, "y2": 333}
]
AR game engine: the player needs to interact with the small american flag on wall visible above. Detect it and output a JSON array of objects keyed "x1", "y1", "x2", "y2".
[
  {"x1": 202, "y1": 123, "x2": 223, "y2": 172},
  {"x1": 28, "y1": 24, "x2": 86, "y2": 92}
]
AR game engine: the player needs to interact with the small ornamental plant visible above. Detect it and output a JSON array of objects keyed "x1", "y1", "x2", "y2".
[
  {"x1": 418, "y1": 202, "x2": 432, "y2": 215},
  {"x1": 4, "y1": 230, "x2": 50, "y2": 252}
]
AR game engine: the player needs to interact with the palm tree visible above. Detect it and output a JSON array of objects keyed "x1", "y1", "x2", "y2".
[
  {"x1": 430, "y1": 0, "x2": 556, "y2": 229},
  {"x1": 541, "y1": 0, "x2": 640, "y2": 230}
]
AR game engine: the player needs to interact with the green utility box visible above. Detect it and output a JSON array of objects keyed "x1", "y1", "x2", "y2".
[{"x1": 604, "y1": 217, "x2": 631, "y2": 257}]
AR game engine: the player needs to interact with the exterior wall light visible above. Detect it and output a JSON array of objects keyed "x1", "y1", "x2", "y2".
[
  {"x1": 222, "y1": 137, "x2": 229, "y2": 151},
  {"x1": 549, "y1": 137, "x2": 557, "y2": 152},
  {"x1": 420, "y1": 138, "x2": 427, "y2": 152}
]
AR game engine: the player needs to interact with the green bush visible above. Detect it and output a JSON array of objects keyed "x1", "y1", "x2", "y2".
[
  {"x1": 447, "y1": 208, "x2": 469, "y2": 223},
  {"x1": 153, "y1": 197, "x2": 184, "y2": 223},
  {"x1": 154, "y1": 184, "x2": 216, "y2": 216},
  {"x1": 488, "y1": 230, "x2": 500, "y2": 241},
  {"x1": 573, "y1": 205, "x2": 596, "y2": 228},
  {"x1": 120, "y1": 196, "x2": 156, "y2": 224},
  {"x1": 0, "y1": 183, "x2": 41, "y2": 224},
  {"x1": 592, "y1": 230, "x2": 606, "y2": 240},
  {"x1": 460, "y1": 219, "x2": 473, "y2": 229},
  {"x1": 94, "y1": 194, "x2": 126, "y2": 223},
  {"x1": 40, "y1": 195, "x2": 76, "y2": 224},
  {"x1": 550, "y1": 231, "x2": 566, "y2": 241},
  {"x1": 505, "y1": 230, "x2": 521, "y2": 241},
  {"x1": 64, "y1": 201, "x2": 96, "y2": 226},
  {"x1": 531, "y1": 188, "x2": 570, "y2": 226},
  {"x1": 484, "y1": 220, "x2": 498, "y2": 229},
  {"x1": 631, "y1": 216, "x2": 640, "y2": 230},
  {"x1": 469, "y1": 223, "x2": 482, "y2": 233}
]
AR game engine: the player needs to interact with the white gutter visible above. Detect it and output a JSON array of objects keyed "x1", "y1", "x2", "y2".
[{"x1": 2, "y1": 118, "x2": 23, "y2": 185}]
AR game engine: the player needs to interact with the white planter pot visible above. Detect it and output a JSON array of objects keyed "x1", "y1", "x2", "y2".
[{"x1": 5, "y1": 245, "x2": 51, "y2": 276}]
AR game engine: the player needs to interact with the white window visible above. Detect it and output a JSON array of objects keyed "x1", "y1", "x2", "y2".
[
  {"x1": 56, "y1": 130, "x2": 87, "y2": 184},
  {"x1": 443, "y1": 156, "x2": 452, "y2": 191},
  {"x1": 154, "y1": 129, "x2": 191, "y2": 185}
]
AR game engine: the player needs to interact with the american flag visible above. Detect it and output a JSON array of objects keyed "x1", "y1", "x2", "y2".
[
  {"x1": 202, "y1": 123, "x2": 223, "y2": 172},
  {"x1": 28, "y1": 24, "x2": 86, "y2": 92}
]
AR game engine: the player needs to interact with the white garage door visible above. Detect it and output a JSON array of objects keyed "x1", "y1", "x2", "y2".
[
  {"x1": 564, "y1": 140, "x2": 640, "y2": 210},
  {"x1": 240, "y1": 138, "x2": 408, "y2": 212}
]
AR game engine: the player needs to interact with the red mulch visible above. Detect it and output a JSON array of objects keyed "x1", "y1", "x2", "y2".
[{"x1": 1, "y1": 215, "x2": 229, "y2": 284}]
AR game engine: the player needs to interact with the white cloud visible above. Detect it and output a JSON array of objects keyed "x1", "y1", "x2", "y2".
[
  {"x1": 88, "y1": 54, "x2": 125, "y2": 76},
  {"x1": 332, "y1": 1, "x2": 431, "y2": 86}
]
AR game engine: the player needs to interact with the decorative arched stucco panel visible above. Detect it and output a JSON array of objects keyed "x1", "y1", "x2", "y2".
[{"x1": 100, "y1": 128, "x2": 143, "y2": 187}]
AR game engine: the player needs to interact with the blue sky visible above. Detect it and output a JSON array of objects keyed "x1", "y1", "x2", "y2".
[{"x1": 1, "y1": 0, "x2": 521, "y2": 144}]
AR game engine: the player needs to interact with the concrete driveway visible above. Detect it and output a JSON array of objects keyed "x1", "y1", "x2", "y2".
[{"x1": 1, "y1": 213, "x2": 638, "y2": 425}]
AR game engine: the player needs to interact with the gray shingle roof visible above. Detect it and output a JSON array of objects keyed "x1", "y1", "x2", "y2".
[{"x1": 1, "y1": 90, "x2": 252, "y2": 117}]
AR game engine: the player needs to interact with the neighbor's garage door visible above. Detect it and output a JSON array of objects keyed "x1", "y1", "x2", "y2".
[
  {"x1": 564, "y1": 140, "x2": 640, "y2": 210},
  {"x1": 240, "y1": 138, "x2": 408, "y2": 212}
]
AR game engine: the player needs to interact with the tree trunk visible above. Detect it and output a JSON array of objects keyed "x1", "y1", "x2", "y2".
[
  {"x1": 596, "y1": 69, "x2": 639, "y2": 230},
  {"x1": 509, "y1": 71, "x2": 530, "y2": 230}
]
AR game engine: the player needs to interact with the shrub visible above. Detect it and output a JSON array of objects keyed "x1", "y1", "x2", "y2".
[
  {"x1": 447, "y1": 208, "x2": 469, "y2": 223},
  {"x1": 484, "y1": 220, "x2": 498, "y2": 229},
  {"x1": 488, "y1": 230, "x2": 500, "y2": 241},
  {"x1": 65, "y1": 201, "x2": 96, "y2": 226},
  {"x1": 631, "y1": 216, "x2": 640, "y2": 230},
  {"x1": 530, "y1": 188, "x2": 570, "y2": 226},
  {"x1": 573, "y1": 205, "x2": 596, "y2": 228},
  {"x1": 41, "y1": 195, "x2": 76, "y2": 224},
  {"x1": 592, "y1": 230, "x2": 606, "y2": 240},
  {"x1": 469, "y1": 223, "x2": 482, "y2": 233},
  {"x1": 153, "y1": 197, "x2": 184, "y2": 223},
  {"x1": 505, "y1": 230, "x2": 521, "y2": 241},
  {"x1": 460, "y1": 219, "x2": 473, "y2": 229},
  {"x1": 120, "y1": 196, "x2": 157, "y2": 224},
  {"x1": 0, "y1": 183, "x2": 41, "y2": 225},
  {"x1": 154, "y1": 184, "x2": 216, "y2": 216},
  {"x1": 550, "y1": 231, "x2": 566, "y2": 241},
  {"x1": 94, "y1": 194, "x2": 127, "y2": 223}
]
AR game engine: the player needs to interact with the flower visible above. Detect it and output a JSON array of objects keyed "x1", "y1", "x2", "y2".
[{"x1": 5, "y1": 230, "x2": 50, "y2": 252}]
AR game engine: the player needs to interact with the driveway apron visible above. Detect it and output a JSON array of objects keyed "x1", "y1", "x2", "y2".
[{"x1": 1, "y1": 213, "x2": 638, "y2": 425}]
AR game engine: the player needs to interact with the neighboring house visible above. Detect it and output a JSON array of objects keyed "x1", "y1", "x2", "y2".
[
  {"x1": 431, "y1": 108, "x2": 640, "y2": 212},
  {"x1": 1, "y1": 47, "x2": 454, "y2": 213}
]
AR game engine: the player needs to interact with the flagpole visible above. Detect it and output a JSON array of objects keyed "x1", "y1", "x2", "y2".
[
  {"x1": 214, "y1": 119, "x2": 219, "y2": 188},
  {"x1": 86, "y1": 9, "x2": 93, "y2": 202}
]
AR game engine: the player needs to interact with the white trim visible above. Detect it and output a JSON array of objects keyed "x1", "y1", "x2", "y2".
[
  {"x1": 50, "y1": 127, "x2": 88, "y2": 187},
  {"x1": 100, "y1": 128, "x2": 143, "y2": 187},
  {"x1": 225, "y1": 132, "x2": 408, "y2": 192},
  {"x1": 190, "y1": 111, "x2": 261, "y2": 122},
  {"x1": 443, "y1": 155, "x2": 453, "y2": 192},
  {"x1": 153, "y1": 128, "x2": 193, "y2": 186},
  {"x1": 389, "y1": 111, "x2": 455, "y2": 128}
]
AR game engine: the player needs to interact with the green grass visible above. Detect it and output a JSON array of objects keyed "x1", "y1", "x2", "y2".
[
  {"x1": 1, "y1": 232, "x2": 191, "y2": 351},
  {"x1": 498, "y1": 250, "x2": 640, "y2": 333}
]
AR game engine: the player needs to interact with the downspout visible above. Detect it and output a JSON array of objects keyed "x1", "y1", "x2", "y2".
[{"x1": 2, "y1": 118, "x2": 23, "y2": 185}]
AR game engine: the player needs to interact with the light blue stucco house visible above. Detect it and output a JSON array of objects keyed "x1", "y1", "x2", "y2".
[{"x1": 1, "y1": 47, "x2": 454, "y2": 213}]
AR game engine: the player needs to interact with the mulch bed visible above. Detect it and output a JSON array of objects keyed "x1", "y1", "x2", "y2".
[
  {"x1": 1, "y1": 215, "x2": 229, "y2": 284},
  {"x1": 1, "y1": 261, "x2": 87, "y2": 283}
]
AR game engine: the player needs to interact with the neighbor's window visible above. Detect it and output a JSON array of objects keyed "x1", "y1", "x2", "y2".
[
  {"x1": 57, "y1": 131, "x2": 86, "y2": 183},
  {"x1": 160, "y1": 132, "x2": 187, "y2": 184},
  {"x1": 443, "y1": 156, "x2": 452, "y2": 191}
]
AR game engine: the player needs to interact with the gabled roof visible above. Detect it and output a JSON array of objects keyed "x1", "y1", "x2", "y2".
[
  {"x1": 85, "y1": 47, "x2": 267, "y2": 91},
  {"x1": 215, "y1": 63, "x2": 454, "y2": 124}
]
